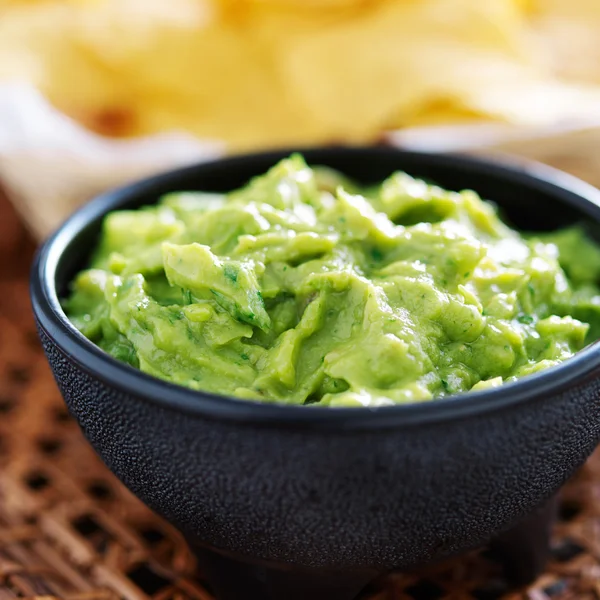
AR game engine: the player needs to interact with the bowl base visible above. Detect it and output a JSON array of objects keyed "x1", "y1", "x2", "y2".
[
  {"x1": 192, "y1": 547, "x2": 375, "y2": 600},
  {"x1": 488, "y1": 495, "x2": 557, "y2": 586},
  {"x1": 189, "y1": 496, "x2": 557, "y2": 600}
]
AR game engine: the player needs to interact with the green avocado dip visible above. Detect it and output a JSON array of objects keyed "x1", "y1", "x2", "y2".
[{"x1": 64, "y1": 154, "x2": 600, "y2": 407}]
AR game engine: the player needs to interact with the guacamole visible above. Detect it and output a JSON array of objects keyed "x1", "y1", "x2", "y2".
[{"x1": 65, "y1": 155, "x2": 600, "y2": 407}]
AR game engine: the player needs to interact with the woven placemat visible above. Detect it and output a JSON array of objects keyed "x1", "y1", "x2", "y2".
[{"x1": 1, "y1": 191, "x2": 600, "y2": 600}]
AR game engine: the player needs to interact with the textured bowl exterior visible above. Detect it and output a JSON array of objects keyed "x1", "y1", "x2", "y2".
[
  {"x1": 36, "y1": 324, "x2": 600, "y2": 570},
  {"x1": 31, "y1": 147, "x2": 600, "y2": 573}
]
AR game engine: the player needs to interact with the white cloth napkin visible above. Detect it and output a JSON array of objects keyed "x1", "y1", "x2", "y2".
[
  {"x1": 1, "y1": 83, "x2": 599, "y2": 240},
  {"x1": 0, "y1": 84, "x2": 223, "y2": 239}
]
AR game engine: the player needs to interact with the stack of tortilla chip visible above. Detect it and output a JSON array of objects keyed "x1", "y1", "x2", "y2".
[{"x1": 0, "y1": 0, "x2": 599, "y2": 150}]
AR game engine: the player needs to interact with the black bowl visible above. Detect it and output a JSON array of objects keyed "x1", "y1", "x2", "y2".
[{"x1": 31, "y1": 147, "x2": 600, "y2": 600}]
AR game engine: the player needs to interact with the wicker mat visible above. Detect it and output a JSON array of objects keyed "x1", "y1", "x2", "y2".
[{"x1": 2, "y1": 192, "x2": 600, "y2": 600}]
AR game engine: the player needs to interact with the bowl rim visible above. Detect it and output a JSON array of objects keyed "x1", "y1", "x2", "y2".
[{"x1": 30, "y1": 146, "x2": 600, "y2": 431}]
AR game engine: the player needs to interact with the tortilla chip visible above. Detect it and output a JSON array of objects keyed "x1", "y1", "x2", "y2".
[
  {"x1": 531, "y1": 0, "x2": 600, "y2": 84},
  {"x1": 0, "y1": 0, "x2": 599, "y2": 149}
]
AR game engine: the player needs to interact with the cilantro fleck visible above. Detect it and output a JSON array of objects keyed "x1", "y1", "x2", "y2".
[
  {"x1": 224, "y1": 264, "x2": 238, "y2": 284},
  {"x1": 517, "y1": 314, "x2": 534, "y2": 325},
  {"x1": 371, "y1": 248, "x2": 384, "y2": 261},
  {"x1": 166, "y1": 311, "x2": 184, "y2": 324}
]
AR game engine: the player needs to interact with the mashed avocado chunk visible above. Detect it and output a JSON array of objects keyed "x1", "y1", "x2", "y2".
[{"x1": 64, "y1": 155, "x2": 600, "y2": 407}]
